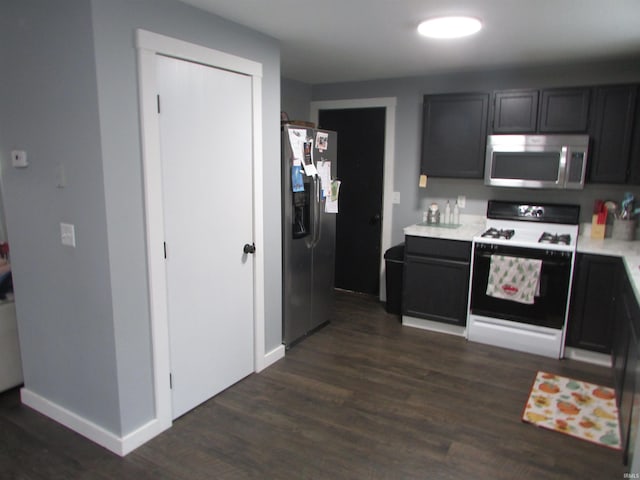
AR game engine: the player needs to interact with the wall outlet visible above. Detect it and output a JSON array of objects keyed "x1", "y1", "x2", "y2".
[{"x1": 457, "y1": 195, "x2": 466, "y2": 208}]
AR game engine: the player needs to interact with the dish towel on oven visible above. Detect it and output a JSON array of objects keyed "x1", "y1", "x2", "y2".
[{"x1": 486, "y1": 255, "x2": 542, "y2": 304}]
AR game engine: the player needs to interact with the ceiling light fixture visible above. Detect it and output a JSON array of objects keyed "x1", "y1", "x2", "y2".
[{"x1": 417, "y1": 16, "x2": 482, "y2": 39}]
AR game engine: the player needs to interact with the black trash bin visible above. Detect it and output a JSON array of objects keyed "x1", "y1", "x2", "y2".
[{"x1": 384, "y1": 243, "x2": 404, "y2": 315}]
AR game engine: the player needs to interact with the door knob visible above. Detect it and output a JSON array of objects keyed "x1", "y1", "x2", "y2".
[
  {"x1": 369, "y1": 214, "x2": 381, "y2": 225},
  {"x1": 243, "y1": 243, "x2": 256, "y2": 254}
]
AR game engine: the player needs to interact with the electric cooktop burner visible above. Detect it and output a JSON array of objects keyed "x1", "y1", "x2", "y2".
[
  {"x1": 538, "y1": 232, "x2": 572, "y2": 245},
  {"x1": 481, "y1": 228, "x2": 515, "y2": 239}
]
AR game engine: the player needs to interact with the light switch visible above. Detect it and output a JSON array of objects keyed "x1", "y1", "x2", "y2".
[
  {"x1": 392, "y1": 191, "x2": 400, "y2": 204},
  {"x1": 60, "y1": 223, "x2": 76, "y2": 247},
  {"x1": 11, "y1": 150, "x2": 28, "y2": 168}
]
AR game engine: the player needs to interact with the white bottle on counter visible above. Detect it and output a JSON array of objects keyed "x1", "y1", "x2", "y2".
[
  {"x1": 453, "y1": 201, "x2": 460, "y2": 225},
  {"x1": 444, "y1": 201, "x2": 451, "y2": 224}
]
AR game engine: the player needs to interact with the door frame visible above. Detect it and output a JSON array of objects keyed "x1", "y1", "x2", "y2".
[
  {"x1": 310, "y1": 98, "x2": 396, "y2": 301},
  {"x1": 135, "y1": 29, "x2": 267, "y2": 439}
]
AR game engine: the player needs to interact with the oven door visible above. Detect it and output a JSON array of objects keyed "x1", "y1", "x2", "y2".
[{"x1": 469, "y1": 242, "x2": 573, "y2": 329}]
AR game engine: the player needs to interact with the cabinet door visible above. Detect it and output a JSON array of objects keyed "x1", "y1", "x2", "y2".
[
  {"x1": 613, "y1": 306, "x2": 631, "y2": 406},
  {"x1": 621, "y1": 323, "x2": 638, "y2": 465},
  {"x1": 491, "y1": 90, "x2": 538, "y2": 133},
  {"x1": 627, "y1": 92, "x2": 640, "y2": 185},
  {"x1": 588, "y1": 84, "x2": 637, "y2": 183},
  {"x1": 627, "y1": 335, "x2": 640, "y2": 467},
  {"x1": 613, "y1": 266, "x2": 640, "y2": 465},
  {"x1": 403, "y1": 255, "x2": 470, "y2": 326},
  {"x1": 538, "y1": 87, "x2": 591, "y2": 133},
  {"x1": 421, "y1": 93, "x2": 489, "y2": 178},
  {"x1": 567, "y1": 254, "x2": 619, "y2": 353}
]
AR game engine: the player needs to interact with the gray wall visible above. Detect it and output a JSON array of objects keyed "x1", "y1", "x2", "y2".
[
  {"x1": 281, "y1": 77, "x2": 312, "y2": 122},
  {"x1": 0, "y1": 0, "x2": 282, "y2": 439},
  {"x1": 0, "y1": 0, "x2": 120, "y2": 431},
  {"x1": 310, "y1": 59, "x2": 640, "y2": 245}
]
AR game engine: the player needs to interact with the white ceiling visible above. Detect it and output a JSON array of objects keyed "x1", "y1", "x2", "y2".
[{"x1": 179, "y1": 0, "x2": 640, "y2": 84}]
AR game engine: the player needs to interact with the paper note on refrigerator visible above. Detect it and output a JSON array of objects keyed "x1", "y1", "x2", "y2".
[
  {"x1": 303, "y1": 139, "x2": 314, "y2": 165},
  {"x1": 316, "y1": 131, "x2": 329, "y2": 152},
  {"x1": 317, "y1": 160, "x2": 331, "y2": 197},
  {"x1": 287, "y1": 128, "x2": 307, "y2": 162},
  {"x1": 325, "y1": 179, "x2": 341, "y2": 213},
  {"x1": 302, "y1": 162, "x2": 318, "y2": 177}
]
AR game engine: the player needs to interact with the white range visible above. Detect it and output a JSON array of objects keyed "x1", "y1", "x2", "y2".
[{"x1": 467, "y1": 200, "x2": 581, "y2": 358}]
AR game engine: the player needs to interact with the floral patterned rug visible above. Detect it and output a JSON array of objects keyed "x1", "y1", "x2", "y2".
[{"x1": 522, "y1": 371, "x2": 621, "y2": 450}]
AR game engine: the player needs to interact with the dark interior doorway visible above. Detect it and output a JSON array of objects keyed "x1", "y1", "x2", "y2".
[{"x1": 318, "y1": 107, "x2": 385, "y2": 296}]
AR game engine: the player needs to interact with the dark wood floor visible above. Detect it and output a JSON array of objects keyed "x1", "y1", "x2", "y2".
[{"x1": 0, "y1": 291, "x2": 627, "y2": 479}]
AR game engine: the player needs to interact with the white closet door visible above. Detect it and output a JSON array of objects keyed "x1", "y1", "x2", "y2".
[{"x1": 156, "y1": 54, "x2": 254, "y2": 419}]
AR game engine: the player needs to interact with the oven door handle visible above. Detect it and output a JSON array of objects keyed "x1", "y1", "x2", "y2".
[{"x1": 475, "y1": 251, "x2": 570, "y2": 267}]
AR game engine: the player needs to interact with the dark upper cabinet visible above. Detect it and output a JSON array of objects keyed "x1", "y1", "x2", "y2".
[
  {"x1": 567, "y1": 253, "x2": 620, "y2": 353},
  {"x1": 588, "y1": 84, "x2": 638, "y2": 184},
  {"x1": 491, "y1": 90, "x2": 539, "y2": 133},
  {"x1": 490, "y1": 88, "x2": 591, "y2": 134},
  {"x1": 628, "y1": 92, "x2": 640, "y2": 184},
  {"x1": 421, "y1": 92, "x2": 489, "y2": 178},
  {"x1": 420, "y1": 83, "x2": 639, "y2": 181},
  {"x1": 538, "y1": 87, "x2": 591, "y2": 133}
]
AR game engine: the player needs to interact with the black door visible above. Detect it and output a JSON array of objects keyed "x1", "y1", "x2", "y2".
[{"x1": 318, "y1": 108, "x2": 385, "y2": 295}]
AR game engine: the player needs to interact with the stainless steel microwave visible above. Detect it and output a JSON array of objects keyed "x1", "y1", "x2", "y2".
[{"x1": 485, "y1": 134, "x2": 589, "y2": 189}]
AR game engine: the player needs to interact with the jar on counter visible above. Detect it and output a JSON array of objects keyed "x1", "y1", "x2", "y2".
[{"x1": 426, "y1": 203, "x2": 440, "y2": 225}]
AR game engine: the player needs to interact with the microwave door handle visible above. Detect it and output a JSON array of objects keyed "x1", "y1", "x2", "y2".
[{"x1": 558, "y1": 146, "x2": 568, "y2": 187}]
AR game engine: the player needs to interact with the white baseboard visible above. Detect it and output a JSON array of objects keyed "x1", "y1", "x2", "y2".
[
  {"x1": 257, "y1": 344, "x2": 285, "y2": 372},
  {"x1": 402, "y1": 315, "x2": 466, "y2": 337},
  {"x1": 20, "y1": 388, "x2": 168, "y2": 456},
  {"x1": 564, "y1": 347, "x2": 612, "y2": 367},
  {"x1": 20, "y1": 345, "x2": 286, "y2": 456}
]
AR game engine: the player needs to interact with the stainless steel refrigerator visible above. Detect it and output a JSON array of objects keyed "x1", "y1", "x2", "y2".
[{"x1": 282, "y1": 125, "x2": 338, "y2": 347}]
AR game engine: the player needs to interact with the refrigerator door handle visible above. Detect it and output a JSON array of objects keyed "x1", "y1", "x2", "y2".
[{"x1": 312, "y1": 176, "x2": 322, "y2": 247}]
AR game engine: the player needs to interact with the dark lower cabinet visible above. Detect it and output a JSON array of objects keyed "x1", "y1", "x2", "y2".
[
  {"x1": 567, "y1": 253, "x2": 620, "y2": 352},
  {"x1": 612, "y1": 266, "x2": 640, "y2": 465},
  {"x1": 402, "y1": 236, "x2": 470, "y2": 326},
  {"x1": 570, "y1": 255, "x2": 640, "y2": 465},
  {"x1": 621, "y1": 326, "x2": 638, "y2": 466}
]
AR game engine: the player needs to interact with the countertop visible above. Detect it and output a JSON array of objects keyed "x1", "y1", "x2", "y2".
[
  {"x1": 404, "y1": 217, "x2": 640, "y2": 305},
  {"x1": 403, "y1": 214, "x2": 485, "y2": 242}
]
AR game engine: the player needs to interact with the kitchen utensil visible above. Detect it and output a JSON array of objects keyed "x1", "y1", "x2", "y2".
[
  {"x1": 620, "y1": 192, "x2": 635, "y2": 220},
  {"x1": 604, "y1": 200, "x2": 619, "y2": 218}
]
